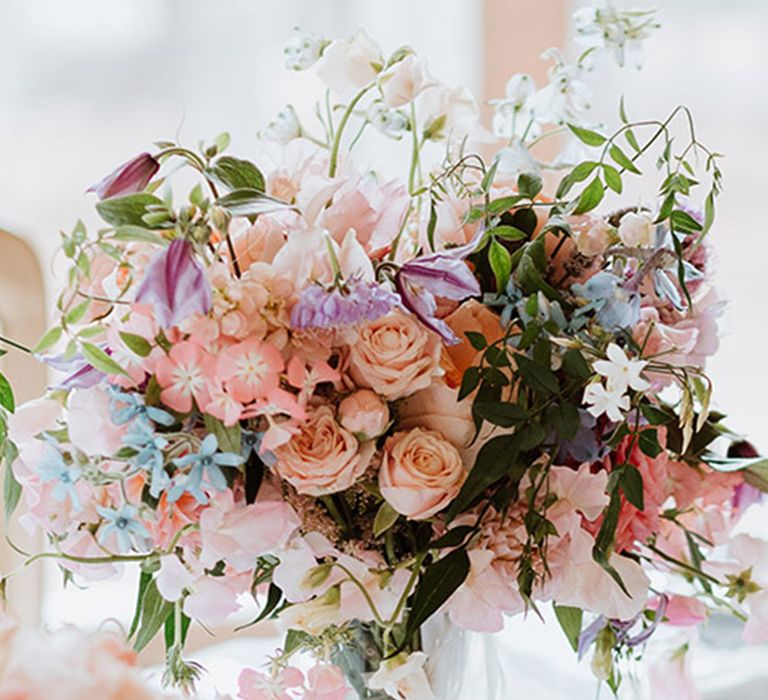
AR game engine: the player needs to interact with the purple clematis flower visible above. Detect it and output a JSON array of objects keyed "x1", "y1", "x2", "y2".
[
  {"x1": 43, "y1": 350, "x2": 106, "y2": 390},
  {"x1": 729, "y1": 440, "x2": 764, "y2": 511},
  {"x1": 395, "y1": 238, "x2": 481, "y2": 344},
  {"x1": 135, "y1": 239, "x2": 212, "y2": 329},
  {"x1": 87, "y1": 152, "x2": 160, "y2": 200}
]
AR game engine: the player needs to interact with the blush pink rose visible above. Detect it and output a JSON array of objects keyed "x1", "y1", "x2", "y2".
[
  {"x1": 348, "y1": 310, "x2": 442, "y2": 400},
  {"x1": 397, "y1": 381, "x2": 474, "y2": 449},
  {"x1": 338, "y1": 389, "x2": 390, "y2": 439},
  {"x1": 380, "y1": 428, "x2": 466, "y2": 520},
  {"x1": 67, "y1": 386, "x2": 127, "y2": 456},
  {"x1": 274, "y1": 407, "x2": 374, "y2": 495}
]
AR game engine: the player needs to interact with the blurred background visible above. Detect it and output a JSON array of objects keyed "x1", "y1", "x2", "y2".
[{"x1": 0, "y1": 0, "x2": 766, "y2": 697}]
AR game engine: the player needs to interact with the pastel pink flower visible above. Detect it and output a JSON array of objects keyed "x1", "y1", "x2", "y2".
[
  {"x1": 199, "y1": 491, "x2": 300, "y2": 573},
  {"x1": 217, "y1": 340, "x2": 284, "y2": 404},
  {"x1": 286, "y1": 356, "x2": 339, "y2": 404},
  {"x1": 67, "y1": 386, "x2": 127, "y2": 456},
  {"x1": 338, "y1": 390, "x2": 389, "y2": 439},
  {"x1": 7, "y1": 398, "x2": 61, "y2": 445},
  {"x1": 379, "y1": 428, "x2": 466, "y2": 520},
  {"x1": 154, "y1": 341, "x2": 215, "y2": 413},
  {"x1": 549, "y1": 463, "x2": 609, "y2": 522},
  {"x1": 648, "y1": 645, "x2": 700, "y2": 700},
  {"x1": 204, "y1": 380, "x2": 244, "y2": 427},
  {"x1": 183, "y1": 572, "x2": 250, "y2": 628},
  {"x1": 303, "y1": 664, "x2": 350, "y2": 700},
  {"x1": 655, "y1": 595, "x2": 707, "y2": 627},
  {"x1": 237, "y1": 667, "x2": 304, "y2": 700}
]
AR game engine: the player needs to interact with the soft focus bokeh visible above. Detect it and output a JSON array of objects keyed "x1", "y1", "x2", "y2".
[{"x1": 0, "y1": 0, "x2": 766, "y2": 697}]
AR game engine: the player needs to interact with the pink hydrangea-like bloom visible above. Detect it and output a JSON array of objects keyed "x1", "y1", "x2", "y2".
[{"x1": 154, "y1": 341, "x2": 215, "y2": 413}]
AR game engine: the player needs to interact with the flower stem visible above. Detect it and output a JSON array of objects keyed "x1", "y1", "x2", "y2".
[
  {"x1": 0, "y1": 335, "x2": 31, "y2": 354},
  {"x1": 328, "y1": 85, "x2": 373, "y2": 178}
]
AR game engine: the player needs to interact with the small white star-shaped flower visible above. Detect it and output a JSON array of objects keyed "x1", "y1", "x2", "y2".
[
  {"x1": 593, "y1": 343, "x2": 650, "y2": 394},
  {"x1": 583, "y1": 381, "x2": 630, "y2": 422}
]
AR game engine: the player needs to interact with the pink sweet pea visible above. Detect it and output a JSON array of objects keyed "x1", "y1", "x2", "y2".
[
  {"x1": 87, "y1": 152, "x2": 159, "y2": 200},
  {"x1": 237, "y1": 667, "x2": 305, "y2": 700},
  {"x1": 303, "y1": 664, "x2": 350, "y2": 700},
  {"x1": 217, "y1": 340, "x2": 284, "y2": 404},
  {"x1": 653, "y1": 595, "x2": 707, "y2": 627},
  {"x1": 135, "y1": 239, "x2": 212, "y2": 329},
  {"x1": 154, "y1": 341, "x2": 215, "y2": 413}
]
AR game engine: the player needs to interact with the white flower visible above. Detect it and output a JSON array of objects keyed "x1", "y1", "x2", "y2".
[
  {"x1": 316, "y1": 29, "x2": 382, "y2": 97},
  {"x1": 573, "y1": 1, "x2": 660, "y2": 69},
  {"x1": 490, "y1": 74, "x2": 537, "y2": 139},
  {"x1": 278, "y1": 587, "x2": 342, "y2": 635},
  {"x1": 583, "y1": 381, "x2": 629, "y2": 422},
  {"x1": 495, "y1": 141, "x2": 540, "y2": 180},
  {"x1": 418, "y1": 84, "x2": 484, "y2": 143},
  {"x1": 262, "y1": 105, "x2": 301, "y2": 144},
  {"x1": 368, "y1": 652, "x2": 436, "y2": 700},
  {"x1": 283, "y1": 28, "x2": 327, "y2": 71},
  {"x1": 593, "y1": 342, "x2": 650, "y2": 393},
  {"x1": 367, "y1": 101, "x2": 409, "y2": 137},
  {"x1": 527, "y1": 49, "x2": 592, "y2": 125},
  {"x1": 381, "y1": 54, "x2": 434, "y2": 108},
  {"x1": 618, "y1": 210, "x2": 655, "y2": 247}
]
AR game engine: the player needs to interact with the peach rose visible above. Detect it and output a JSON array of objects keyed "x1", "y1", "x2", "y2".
[
  {"x1": 232, "y1": 218, "x2": 285, "y2": 269},
  {"x1": 380, "y1": 428, "x2": 466, "y2": 520},
  {"x1": 347, "y1": 311, "x2": 442, "y2": 400},
  {"x1": 338, "y1": 390, "x2": 390, "y2": 439},
  {"x1": 274, "y1": 407, "x2": 373, "y2": 495},
  {"x1": 397, "y1": 381, "x2": 474, "y2": 449}
]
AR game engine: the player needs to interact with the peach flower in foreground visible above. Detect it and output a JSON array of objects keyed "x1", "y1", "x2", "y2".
[
  {"x1": 397, "y1": 380, "x2": 475, "y2": 449},
  {"x1": 347, "y1": 310, "x2": 442, "y2": 400},
  {"x1": 232, "y1": 217, "x2": 285, "y2": 269},
  {"x1": 338, "y1": 389, "x2": 390, "y2": 439},
  {"x1": 273, "y1": 406, "x2": 374, "y2": 495},
  {"x1": 380, "y1": 428, "x2": 466, "y2": 520}
]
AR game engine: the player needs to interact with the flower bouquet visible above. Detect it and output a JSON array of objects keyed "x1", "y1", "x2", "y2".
[{"x1": 1, "y1": 3, "x2": 767, "y2": 698}]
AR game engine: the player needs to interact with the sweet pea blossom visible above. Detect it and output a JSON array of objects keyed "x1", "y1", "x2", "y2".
[
  {"x1": 237, "y1": 666, "x2": 305, "y2": 700},
  {"x1": 316, "y1": 30, "x2": 382, "y2": 97},
  {"x1": 135, "y1": 239, "x2": 212, "y2": 329},
  {"x1": 368, "y1": 652, "x2": 436, "y2": 700},
  {"x1": 593, "y1": 343, "x2": 650, "y2": 393},
  {"x1": 87, "y1": 152, "x2": 159, "y2": 200}
]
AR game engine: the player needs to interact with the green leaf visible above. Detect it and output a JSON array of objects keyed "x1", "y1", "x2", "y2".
[
  {"x1": 464, "y1": 331, "x2": 487, "y2": 351},
  {"x1": 32, "y1": 326, "x2": 63, "y2": 354},
  {"x1": 473, "y1": 402, "x2": 527, "y2": 428},
  {"x1": 670, "y1": 209, "x2": 703, "y2": 233},
  {"x1": 133, "y1": 579, "x2": 174, "y2": 652},
  {"x1": 591, "y1": 492, "x2": 630, "y2": 596},
  {"x1": 625, "y1": 128, "x2": 640, "y2": 152},
  {"x1": 3, "y1": 443, "x2": 22, "y2": 521},
  {"x1": 215, "y1": 189, "x2": 296, "y2": 218},
  {"x1": 164, "y1": 608, "x2": 191, "y2": 650},
  {"x1": 567, "y1": 124, "x2": 607, "y2": 147},
  {"x1": 553, "y1": 604, "x2": 583, "y2": 652},
  {"x1": 491, "y1": 225, "x2": 527, "y2": 241},
  {"x1": 518, "y1": 422, "x2": 546, "y2": 450},
  {"x1": 620, "y1": 465, "x2": 645, "y2": 510},
  {"x1": 0, "y1": 374, "x2": 14, "y2": 413},
  {"x1": 80, "y1": 342, "x2": 128, "y2": 377},
  {"x1": 426, "y1": 199, "x2": 438, "y2": 251},
  {"x1": 640, "y1": 403, "x2": 674, "y2": 426},
  {"x1": 203, "y1": 414, "x2": 242, "y2": 454},
  {"x1": 458, "y1": 366, "x2": 480, "y2": 401},
  {"x1": 64, "y1": 300, "x2": 90, "y2": 326},
  {"x1": 609, "y1": 144, "x2": 641, "y2": 175},
  {"x1": 638, "y1": 429, "x2": 663, "y2": 458},
  {"x1": 119, "y1": 331, "x2": 152, "y2": 358},
  {"x1": 602, "y1": 164, "x2": 623, "y2": 194},
  {"x1": 236, "y1": 583, "x2": 284, "y2": 631},
  {"x1": 489, "y1": 239, "x2": 512, "y2": 291},
  {"x1": 128, "y1": 570, "x2": 153, "y2": 639},
  {"x1": 96, "y1": 193, "x2": 163, "y2": 227},
  {"x1": 112, "y1": 225, "x2": 166, "y2": 245},
  {"x1": 573, "y1": 177, "x2": 604, "y2": 215},
  {"x1": 548, "y1": 402, "x2": 580, "y2": 440},
  {"x1": 402, "y1": 549, "x2": 470, "y2": 646},
  {"x1": 515, "y1": 355, "x2": 560, "y2": 396},
  {"x1": 487, "y1": 195, "x2": 525, "y2": 215},
  {"x1": 208, "y1": 156, "x2": 265, "y2": 192},
  {"x1": 562, "y1": 349, "x2": 591, "y2": 382},
  {"x1": 517, "y1": 172, "x2": 543, "y2": 199},
  {"x1": 446, "y1": 435, "x2": 524, "y2": 520},
  {"x1": 429, "y1": 525, "x2": 474, "y2": 550},
  {"x1": 373, "y1": 501, "x2": 399, "y2": 537}
]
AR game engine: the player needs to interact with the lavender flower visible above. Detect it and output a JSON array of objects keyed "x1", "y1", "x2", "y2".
[
  {"x1": 291, "y1": 279, "x2": 399, "y2": 330},
  {"x1": 87, "y1": 152, "x2": 159, "y2": 200},
  {"x1": 43, "y1": 351, "x2": 105, "y2": 390},
  {"x1": 135, "y1": 239, "x2": 212, "y2": 329},
  {"x1": 394, "y1": 239, "x2": 481, "y2": 344}
]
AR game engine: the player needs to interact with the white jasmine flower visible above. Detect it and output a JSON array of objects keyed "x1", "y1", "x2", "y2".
[
  {"x1": 367, "y1": 101, "x2": 408, "y2": 137},
  {"x1": 618, "y1": 210, "x2": 655, "y2": 247},
  {"x1": 368, "y1": 652, "x2": 436, "y2": 700},
  {"x1": 283, "y1": 28, "x2": 328, "y2": 71},
  {"x1": 573, "y1": 1, "x2": 660, "y2": 69},
  {"x1": 593, "y1": 343, "x2": 650, "y2": 394},
  {"x1": 584, "y1": 381, "x2": 630, "y2": 422},
  {"x1": 494, "y1": 141, "x2": 540, "y2": 179},
  {"x1": 490, "y1": 74, "x2": 537, "y2": 139},
  {"x1": 261, "y1": 105, "x2": 301, "y2": 143}
]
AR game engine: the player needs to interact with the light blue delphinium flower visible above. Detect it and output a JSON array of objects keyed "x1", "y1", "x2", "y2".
[
  {"x1": 37, "y1": 446, "x2": 83, "y2": 509},
  {"x1": 109, "y1": 386, "x2": 175, "y2": 427},
  {"x1": 168, "y1": 434, "x2": 244, "y2": 505},
  {"x1": 122, "y1": 420, "x2": 170, "y2": 498},
  {"x1": 572, "y1": 271, "x2": 640, "y2": 331},
  {"x1": 96, "y1": 503, "x2": 151, "y2": 553}
]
